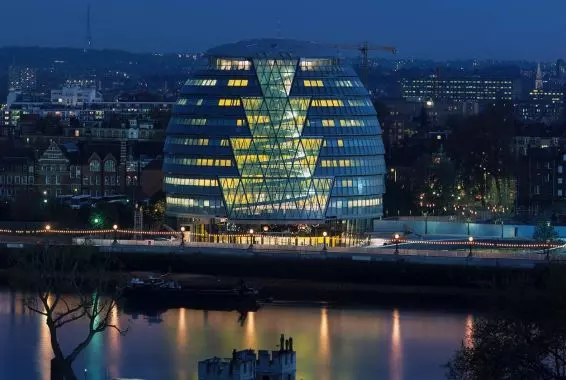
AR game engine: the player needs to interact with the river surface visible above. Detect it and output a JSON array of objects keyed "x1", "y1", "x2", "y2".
[{"x1": 0, "y1": 291, "x2": 472, "y2": 380}]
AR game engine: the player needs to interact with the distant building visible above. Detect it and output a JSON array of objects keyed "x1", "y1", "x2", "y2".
[
  {"x1": 515, "y1": 89, "x2": 564, "y2": 124},
  {"x1": 379, "y1": 99, "x2": 478, "y2": 148},
  {"x1": 1, "y1": 101, "x2": 171, "y2": 140},
  {"x1": 198, "y1": 335, "x2": 296, "y2": 380},
  {"x1": 0, "y1": 144, "x2": 35, "y2": 199},
  {"x1": 516, "y1": 147, "x2": 566, "y2": 214},
  {"x1": 51, "y1": 85, "x2": 102, "y2": 106},
  {"x1": 400, "y1": 77, "x2": 519, "y2": 103},
  {"x1": 37, "y1": 141, "x2": 72, "y2": 197},
  {"x1": 8, "y1": 66, "x2": 37, "y2": 92},
  {"x1": 514, "y1": 68, "x2": 565, "y2": 124}
]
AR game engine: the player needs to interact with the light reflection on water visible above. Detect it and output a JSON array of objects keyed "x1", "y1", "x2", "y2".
[
  {"x1": 0, "y1": 291, "x2": 471, "y2": 380},
  {"x1": 390, "y1": 308, "x2": 402, "y2": 380}
]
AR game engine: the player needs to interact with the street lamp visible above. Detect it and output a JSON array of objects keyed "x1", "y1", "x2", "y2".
[
  {"x1": 45, "y1": 224, "x2": 51, "y2": 232},
  {"x1": 180, "y1": 226, "x2": 186, "y2": 246},
  {"x1": 546, "y1": 239, "x2": 551, "y2": 261},
  {"x1": 113, "y1": 224, "x2": 118, "y2": 245},
  {"x1": 322, "y1": 231, "x2": 328, "y2": 251},
  {"x1": 248, "y1": 228, "x2": 254, "y2": 249},
  {"x1": 262, "y1": 225, "x2": 268, "y2": 245},
  {"x1": 394, "y1": 233, "x2": 400, "y2": 255},
  {"x1": 468, "y1": 236, "x2": 474, "y2": 258}
]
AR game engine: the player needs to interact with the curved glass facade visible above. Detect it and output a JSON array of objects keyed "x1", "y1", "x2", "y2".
[{"x1": 164, "y1": 39, "x2": 385, "y2": 231}]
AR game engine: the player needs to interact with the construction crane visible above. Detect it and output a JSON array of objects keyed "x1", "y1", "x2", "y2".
[{"x1": 328, "y1": 42, "x2": 397, "y2": 88}]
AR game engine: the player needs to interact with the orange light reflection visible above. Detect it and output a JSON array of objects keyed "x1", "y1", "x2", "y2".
[
  {"x1": 244, "y1": 311, "x2": 256, "y2": 349},
  {"x1": 390, "y1": 309, "x2": 402, "y2": 380}
]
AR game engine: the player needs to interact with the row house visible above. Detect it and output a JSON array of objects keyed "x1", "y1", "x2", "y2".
[
  {"x1": 0, "y1": 140, "x2": 163, "y2": 201},
  {"x1": 0, "y1": 146, "x2": 36, "y2": 199},
  {"x1": 37, "y1": 141, "x2": 72, "y2": 197}
]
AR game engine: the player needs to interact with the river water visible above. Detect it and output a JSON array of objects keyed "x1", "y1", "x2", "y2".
[{"x1": 0, "y1": 291, "x2": 471, "y2": 380}]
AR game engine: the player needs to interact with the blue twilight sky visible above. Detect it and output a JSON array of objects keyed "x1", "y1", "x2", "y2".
[{"x1": 0, "y1": 0, "x2": 564, "y2": 60}]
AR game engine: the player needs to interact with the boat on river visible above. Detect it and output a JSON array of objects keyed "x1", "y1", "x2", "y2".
[{"x1": 120, "y1": 275, "x2": 264, "y2": 312}]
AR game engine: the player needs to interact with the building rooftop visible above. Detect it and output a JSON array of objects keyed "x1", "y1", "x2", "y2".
[{"x1": 206, "y1": 38, "x2": 340, "y2": 59}]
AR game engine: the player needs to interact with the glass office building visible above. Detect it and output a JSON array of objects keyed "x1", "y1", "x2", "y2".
[{"x1": 164, "y1": 39, "x2": 385, "y2": 232}]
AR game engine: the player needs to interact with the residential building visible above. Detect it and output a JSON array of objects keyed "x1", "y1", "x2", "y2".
[
  {"x1": 51, "y1": 85, "x2": 103, "y2": 106},
  {"x1": 0, "y1": 145, "x2": 35, "y2": 199},
  {"x1": 37, "y1": 141, "x2": 71, "y2": 197},
  {"x1": 516, "y1": 147, "x2": 566, "y2": 215}
]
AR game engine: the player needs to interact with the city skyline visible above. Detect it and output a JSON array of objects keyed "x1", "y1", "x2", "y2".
[{"x1": 1, "y1": 0, "x2": 565, "y2": 60}]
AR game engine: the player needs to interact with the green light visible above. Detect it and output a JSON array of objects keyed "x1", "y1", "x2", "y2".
[{"x1": 94, "y1": 218, "x2": 100, "y2": 224}]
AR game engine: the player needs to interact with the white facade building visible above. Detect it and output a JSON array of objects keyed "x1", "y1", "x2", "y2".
[{"x1": 51, "y1": 86, "x2": 102, "y2": 106}]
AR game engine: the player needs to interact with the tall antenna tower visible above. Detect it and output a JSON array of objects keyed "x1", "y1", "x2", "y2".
[{"x1": 85, "y1": 4, "x2": 93, "y2": 52}]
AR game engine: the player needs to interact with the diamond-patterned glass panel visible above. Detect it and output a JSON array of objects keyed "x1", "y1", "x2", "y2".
[{"x1": 220, "y1": 58, "x2": 332, "y2": 220}]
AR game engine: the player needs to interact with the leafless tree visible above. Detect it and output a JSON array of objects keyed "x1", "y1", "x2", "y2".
[{"x1": 12, "y1": 245, "x2": 127, "y2": 380}]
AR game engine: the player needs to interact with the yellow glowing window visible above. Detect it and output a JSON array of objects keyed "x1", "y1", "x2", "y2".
[
  {"x1": 337, "y1": 139, "x2": 344, "y2": 147},
  {"x1": 218, "y1": 99, "x2": 241, "y2": 107},
  {"x1": 236, "y1": 119, "x2": 244, "y2": 127},
  {"x1": 312, "y1": 99, "x2": 343, "y2": 107},
  {"x1": 228, "y1": 79, "x2": 249, "y2": 87}
]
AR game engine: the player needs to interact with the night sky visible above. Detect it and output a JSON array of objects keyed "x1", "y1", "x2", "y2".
[{"x1": 1, "y1": 0, "x2": 564, "y2": 60}]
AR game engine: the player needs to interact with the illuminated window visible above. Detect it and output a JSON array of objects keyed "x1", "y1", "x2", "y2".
[
  {"x1": 165, "y1": 157, "x2": 233, "y2": 167},
  {"x1": 321, "y1": 120, "x2": 335, "y2": 127},
  {"x1": 176, "y1": 98, "x2": 203, "y2": 106},
  {"x1": 300, "y1": 59, "x2": 334, "y2": 71},
  {"x1": 171, "y1": 118, "x2": 207, "y2": 126},
  {"x1": 185, "y1": 79, "x2": 217, "y2": 86},
  {"x1": 227, "y1": 79, "x2": 249, "y2": 87},
  {"x1": 218, "y1": 99, "x2": 242, "y2": 107},
  {"x1": 312, "y1": 99, "x2": 344, "y2": 107},
  {"x1": 89, "y1": 160, "x2": 101, "y2": 172},
  {"x1": 167, "y1": 196, "x2": 224, "y2": 209},
  {"x1": 217, "y1": 59, "x2": 251, "y2": 71},
  {"x1": 303, "y1": 80, "x2": 324, "y2": 87},
  {"x1": 165, "y1": 177, "x2": 219, "y2": 187},
  {"x1": 104, "y1": 160, "x2": 116, "y2": 172}
]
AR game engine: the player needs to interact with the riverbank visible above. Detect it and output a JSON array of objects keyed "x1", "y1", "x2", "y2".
[{"x1": 0, "y1": 245, "x2": 553, "y2": 308}]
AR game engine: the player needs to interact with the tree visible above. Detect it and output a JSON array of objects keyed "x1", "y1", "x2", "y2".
[
  {"x1": 446, "y1": 267, "x2": 566, "y2": 380},
  {"x1": 144, "y1": 191, "x2": 166, "y2": 228},
  {"x1": 446, "y1": 103, "x2": 518, "y2": 205},
  {"x1": 533, "y1": 222, "x2": 559, "y2": 243},
  {"x1": 11, "y1": 245, "x2": 126, "y2": 379},
  {"x1": 413, "y1": 154, "x2": 458, "y2": 215}
]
